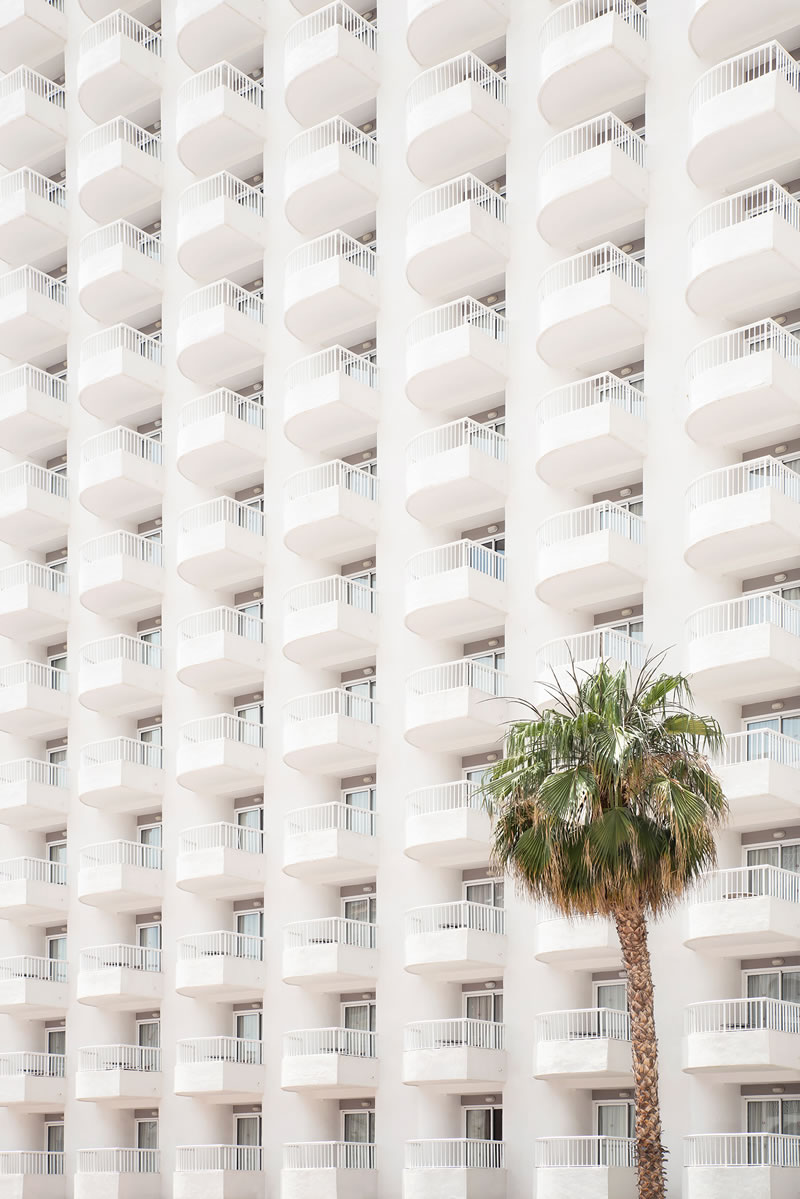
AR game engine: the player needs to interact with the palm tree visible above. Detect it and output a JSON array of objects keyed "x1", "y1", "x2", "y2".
[{"x1": 482, "y1": 655, "x2": 727, "y2": 1199}]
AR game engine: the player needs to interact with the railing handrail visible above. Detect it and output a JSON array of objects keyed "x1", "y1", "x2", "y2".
[
  {"x1": 286, "y1": 116, "x2": 378, "y2": 169},
  {"x1": 283, "y1": 1026, "x2": 377, "y2": 1056},
  {"x1": 178, "y1": 171, "x2": 264, "y2": 219},
  {"x1": 540, "y1": 0, "x2": 648, "y2": 51},
  {"x1": 178, "y1": 821, "x2": 264, "y2": 856},
  {"x1": 404, "y1": 1017, "x2": 505, "y2": 1050},
  {"x1": 175, "y1": 1144, "x2": 263, "y2": 1172},
  {"x1": 539, "y1": 242, "x2": 646, "y2": 300},
  {"x1": 0, "y1": 167, "x2": 66, "y2": 207},
  {"x1": 79, "y1": 529, "x2": 162, "y2": 568},
  {"x1": 0, "y1": 660, "x2": 67, "y2": 692},
  {"x1": 540, "y1": 112, "x2": 647, "y2": 174},
  {"x1": 79, "y1": 943, "x2": 162, "y2": 972},
  {"x1": 406, "y1": 657, "x2": 506, "y2": 698},
  {"x1": 689, "y1": 180, "x2": 800, "y2": 249},
  {"x1": 177, "y1": 495, "x2": 265, "y2": 538},
  {"x1": 689, "y1": 40, "x2": 800, "y2": 116},
  {"x1": 79, "y1": 633, "x2": 162, "y2": 670},
  {"x1": 76, "y1": 1148, "x2": 161, "y2": 1174},
  {"x1": 285, "y1": 459, "x2": 378, "y2": 502},
  {"x1": 407, "y1": 417, "x2": 507, "y2": 465},
  {"x1": 284, "y1": 574, "x2": 377, "y2": 616},
  {"x1": 686, "y1": 593, "x2": 800, "y2": 643},
  {"x1": 284, "y1": 915, "x2": 376, "y2": 950},
  {"x1": 0, "y1": 364, "x2": 67, "y2": 406},
  {"x1": 0, "y1": 1051, "x2": 65, "y2": 1077},
  {"x1": 283, "y1": 687, "x2": 377, "y2": 726},
  {"x1": 536, "y1": 629, "x2": 646, "y2": 673},
  {"x1": 537, "y1": 1007, "x2": 632, "y2": 1042},
  {"x1": 0, "y1": 265, "x2": 67, "y2": 305},
  {"x1": 285, "y1": 345, "x2": 379, "y2": 391},
  {"x1": 684, "y1": 1133, "x2": 800, "y2": 1168},
  {"x1": 179, "y1": 279, "x2": 264, "y2": 324},
  {"x1": 0, "y1": 560, "x2": 68, "y2": 596},
  {"x1": 286, "y1": 2, "x2": 378, "y2": 55},
  {"x1": 693, "y1": 864, "x2": 800, "y2": 906},
  {"x1": 404, "y1": 1139, "x2": 505, "y2": 1169},
  {"x1": 286, "y1": 229, "x2": 377, "y2": 277},
  {"x1": 178, "y1": 712, "x2": 264, "y2": 750},
  {"x1": 80, "y1": 736, "x2": 163, "y2": 771},
  {"x1": 77, "y1": 1044, "x2": 161, "y2": 1072},
  {"x1": 0, "y1": 857, "x2": 66, "y2": 886},
  {"x1": 537, "y1": 373, "x2": 646, "y2": 424},
  {"x1": 79, "y1": 219, "x2": 162, "y2": 263},
  {"x1": 285, "y1": 801, "x2": 376, "y2": 838},
  {"x1": 408, "y1": 51, "x2": 507, "y2": 110},
  {"x1": 536, "y1": 1136, "x2": 638, "y2": 1169},
  {"x1": 536, "y1": 500, "x2": 644, "y2": 548},
  {"x1": 0, "y1": 758, "x2": 68, "y2": 789},
  {"x1": 405, "y1": 899, "x2": 505, "y2": 936},
  {"x1": 408, "y1": 173, "x2": 507, "y2": 228},
  {"x1": 0, "y1": 955, "x2": 66, "y2": 983},
  {"x1": 0, "y1": 459, "x2": 68, "y2": 499},
  {"x1": 282, "y1": 1141, "x2": 375, "y2": 1170},
  {"x1": 80, "y1": 425, "x2": 162, "y2": 466},
  {"x1": 687, "y1": 319, "x2": 800, "y2": 384},
  {"x1": 79, "y1": 839, "x2": 162, "y2": 871},
  {"x1": 687, "y1": 455, "x2": 800, "y2": 510},
  {"x1": 178, "y1": 388, "x2": 264, "y2": 431},
  {"x1": 686, "y1": 996, "x2": 800, "y2": 1034},
  {"x1": 0, "y1": 1152, "x2": 65, "y2": 1176},
  {"x1": 176, "y1": 1036, "x2": 263, "y2": 1065},
  {"x1": 79, "y1": 10, "x2": 162, "y2": 55},
  {"x1": 176, "y1": 930, "x2": 264, "y2": 960},
  {"x1": 80, "y1": 322, "x2": 163, "y2": 365},
  {"x1": 407, "y1": 295, "x2": 507, "y2": 348},
  {"x1": 0, "y1": 67, "x2": 65, "y2": 106},
  {"x1": 177, "y1": 605, "x2": 264, "y2": 645},
  {"x1": 406, "y1": 538, "x2": 506, "y2": 583},
  {"x1": 406, "y1": 779, "x2": 484, "y2": 817},
  {"x1": 79, "y1": 117, "x2": 161, "y2": 160}
]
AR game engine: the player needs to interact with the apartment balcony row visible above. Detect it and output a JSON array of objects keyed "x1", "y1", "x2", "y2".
[
  {"x1": 404, "y1": 1140, "x2": 504, "y2": 1199},
  {"x1": 78, "y1": 117, "x2": 161, "y2": 225},
  {"x1": 0, "y1": 167, "x2": 66, "y2": 268},
  {"x1": 284, "y1": 459, "x2": 378, "y2": 561},
  {"x1": 78, "y1": 323, "x2": 163, "y2": 423},
  {"x1": 686, "y1": 594, "x2": 800, "y2": 708},
  {"x1": 406, "y1": 297, "x2": 507, "y2": 416},
  {"x1": 284, "y1": 687, "x2": 378, "y2": 776},
  {"x1": 0, "y1": 365, "x2": 68, "y2": 459},
  {"x1": 405, "y1": 539, "x2": 506, "y2": 639},
  {"x1": 0, "y1": 67, "x2": 65, "y2": 172},
  {"x1": 0, "y1": 560, "x2": 68, "y2": 644},
  {"x1": 285, "y1": 3, "x2": 379, "y2": 128},
  {"x1": 534, "y1": 500, "x2": 646, "y2": 612},
  {"x1": 405, "y1": 658, "x2": 507, "y2": 753},
  {"x1": 176, "y1": 0, "x2": 265, "y2": 71},
  {"x1": 405, "y1": 900, "x2": 505, "y2": 983},
  {"x1": 284, "y1": 916, "x2": 376, "y2": 991},
  {"x1": 77, "y1": 220, "x2": 162, "y2": 324},
  {"x1": 0, "y1": 460, "x2": 68, "y2": 551},
  {"x1": 177, "y1": 62, "x2": 266, "y2": 177},
  {"x1": 0, "y1": 856, "x2": 66, "y2": 925},
  {"x1": 536, "y1": 1137, "x2": 635, "y2": 1199},
  {"x1": 177, "y1": 496, "x2": 265, "y2": 590},
  {"x1": 0, "y1": 1052, "x2": 65, "y2": 1113},
  {"x1": 283, "y1": 575, "x2": 378, "y2": 668},
  {"x1": 285, "y1": 231, "x2": 377, "y2": 345},
  {"x1": 176, "y1": 931, "x2": 265, "y2": 1002},
  {"x1": 175, "y1": 1036, "x2": 262, "y2": 1103},
  {"x1": 177, "y1": 172, "x2": 266, "y2": 283},
  {"x1": 282, "y1": 1027, "x2": 377, "y2": 1098},
  {"x1": 684, "y1": 997, "x2": 800, "y2": 1084},
  {"x1": 0, "y1": 660, "x2": 68, "y2": 737},
  {"x1": 0, "y1": 266, "x2": 67, "y2": 361},
  {"x1": 76, "y1": 11, "x2": 162, "y2": 124},
  {"x1": 177, "y1": 279, "x2": 264, "y2": 385}
]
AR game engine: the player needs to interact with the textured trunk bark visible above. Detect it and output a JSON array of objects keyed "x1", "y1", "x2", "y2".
[{"x1": 613, "y1": 904, "x2": 666, "y2": 1199}]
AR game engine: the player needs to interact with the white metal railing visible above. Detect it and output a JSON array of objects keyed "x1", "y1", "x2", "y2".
[
  {"x1": 178, "y1": 61, "x2": 263, "y2": 109},
  {"x1": 407, "y1": 417, "x2": 507, "y2": 466},
  {"x1": 407, "y1": 779, "x2": 484, "y2": 817},
  {"x1": 0, "y1": 460, "x2": 68, "y2": 501},
  {"x1": 79, "y1": 943, "x2": 161, "y2": 973},
  {"x1": 284, "y1": 916, "x2": 376, "y2": 950},
  {"x1": 178, "y1": 171, "x2": 264, "y2": 219},
  {"x1": 537, "y1": 630, "x2": 646, "y2": 674},
  {"x1": 178, "y1": 387, "x2": 264, "y2": 432},
  {"x1": 77, "y1": 1149, "x2": 160, "y2": 1174},
  {"x1": 407, "y1": 539, "x2": 506, "y2": 583},
  {"x1": 406, "y1": 900, "x2": 505, "y2": 936},
  {"x1": 178, "y1": 821, "x2": 263, "y2": 856},
  {"x1": 79, "y1": 117, "x2": 161, "y2": 161},
  {"x1": 405, "y1": 1139, "x2": 505, "y2": 1169},
  {"x1": 176, "y1": 1036, "x2": 262, "y2": 1065},
  {"x1": 79, "y1": 219, "x2": 162, "y2": 264},
  {"x1": 80, "y1": 426, "x2": 162, "y2": 467},
  {"x1": 404, "y1": 1018, "x2": 505, "y2": 1051},
  {"x1": 0, "y1": 67, "x2": 65, "y2": 107},
  {"x1": 687, "y1": 456, "x2": 800, "y2": 510},
  {"x1": 685, "y1": 1134, "x2": 800, "y2": 1168},
  {"x1": 540, "y1": 242, "x2": 646, "y2": 300},
  {"x1": 408, "y1": 51, "x2": 507, "y2": 110},
  {"x1": 79, "y1": 839, "x2": 162, "y2": 872},
  {"x1": 285, "y1": 459, "x2": 378, "y2": 502},
  {"x1": 686, "y1": 593, "x2": 800, "y2": 643},
  {"x1": 177, "y1": 930, "x2": 264, "y2": 962},
  {"x1": 0, "y1": 955, "x2": 66, "y2": 983},
  {"x1": 693, "y1": 864, "x2": 800, "y2": 906},
  {"x1": 286, "y1": 229, "x2": 377, "y2": 278},
  {"x1": 179, "y1": 279, "x2": 264, "y2": 324},
  {"x1": 0, "y1": 1152, "x2": 64, "y2": 1176},
  {"x1": 0, "y1": 857, "x2": 66, "y2": 886},
  {"x1": 538, "y1": 1007, "x2": 631, "y2": 1042},
  {"x1": 177, "y1": 495, "x2": 265, "y2": 538},
  {"x1": 286, "y1": 2, "x2": 378, "y2": 54},
  {"x1": 540, "y1": 0, "x2": 648, "y2": 51},
  {"x1": 80, "y1": 322, "x2": 163, "y2": 365},
  {"x1": 79, "y1": 633, "x2": 162, "y2": 671},
  {"x1": 0, "y1": 168, "x2": 65, "y2": 208},
  {"x1": 408, "y1": 296, "x2": 507, "y2": 348},
  {"x1": 690, "y1": 41, "x2": 800, "y2": 117},
  {"x1": 283, "y1": 1027, "x2": 376, "y2": 1057},
  {"x1": 689, "y1": 181, "x2": 800, "y2": 250},
  {"x1": 284, "y1": 574, "x2": 377, "y2": 617},
  {"x1": 536, "y1": 1137, "x2": 637, "y2": 1168},
  {"x1": 407, "y1": 658, "x2": 506, "y2": 698},
  {"x1": 0, "y1": 660, "x2": 67, "y2": 692},
  {"x1": 409, "y1": 173, "x2": 507, "y2": 229},
  {"x1": 283, "y1": 1142, "x2": 375, "y2": 1170},
  {"x1": 80, "y1": 736, "x2": 163, "y2": 772},
  {"x1": 0, "y1": 561, "x2": 68, "y2": 596},
  {"x1": 686, "y1": 997, "x2": 800, "y2": 1035},
  {"x1": 714, "y1": 728, "x2": 800, "y2": 768},
  {"x1": 79, "y1": 11, "x2": 161, "y2": 55},
  {"x1": 0, "y1": 265, "x2": 67, "y2": 305},
  {"x1": 286, "y1": 116, "x2": 378, "y2": 168},
  {"x1": 79, "y1": 529, "x2": 163, "y2": 569},
  {"x1": 285, "y1": 344, "x2": 379, "y2": 391},
  {"x1": 537, "y1": 373, "x2": 646, "y2": 424},
  {"x1": 78, "y1": 1044, "x2": 160, "y2": 1072},
  {"x1": 536, "y1": 501, "x2": 645, "y2": 548},
  {"x1": 285, "y1": 801, "x2": 375, "y2": 839},
  {"x1": 178, "y1": 712, "x2": 264, "y2": 750},
  {"x1": 0, "y1": 758, "x2": 68, "y2": 790},
  {"x1": 540, "y1": 112, "x2": 646, "y2": 175},
  {"x1": 0, "y1": 1052, "x2": 64, "y2": 1077},
  {"x1": 177, "y1": 605, "x2": 264, "y2": 646},
  {"x1": 0, "y1": 363, "x2": 67, "y2": 407},
  {"x1": 284, "y1": 687, "x2": 377, "y2": 726},
  {"x1": 687, "y1": 319, "x2": 800, "y2": 385},
  {"x1": 176, "y1": 1145, "x2": 262, "y2": 1172}
]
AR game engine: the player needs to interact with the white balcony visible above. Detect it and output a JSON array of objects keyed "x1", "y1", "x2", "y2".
[
  {"x1": 284, "y1": 232, "x2": 378, "y2": 344},
  {"x1": 0, "y1": 1152, "x2": 64, "y2": 1199},
  {"x1": 689, "y1": 42, "x2": 800, "y2": 192},
  {"x1": 405, "y1": 781, "x2": 491, "y2": 868},
  {"x1": 0, "y1": 462, "x2": 68, "y2": 552},
  {"x1": 686, "y1": 457, "x2": 800, "y2": 577},
  {"x1": 285, "y1": 117, "x2": 378, "y2": 237},
  {"x1": 78, "y1": 737, "x2": 164, "y2": 816},
  {"x1": 535, "y1": 1008, "x2": 632, "y2": 1086},
  {"x1": 176, "y1": 713, "x2": 265, "y2": 796},
  {"x1": 709, "y1": 730, "x2": 800, "y2": 830},
  {"x1": 0, "y1": 956, "x2": 66, "y2": 1019},
  {"x1": 689, "y1": 0, "x2": 800, "y2": 61},
  {"x1": 538, "y1": 114, "x2": 647, "y2": 250},
  {"x1": 407, "y1": 0, "x2": 508, "y2": 67},
  {"x1": 403, "y1": 1018, "x2": 505, "y2": 1093},
  {"x1": 536, "y1": 374, "x2": 646, "y2": 490},
  {"x1": 79, "y1": 427, "x2": 162, "y2": 521},
  {"x1": 174, "y1": 1036, "x2": 263, "y2": 1103},
  {"x1": 0, "y1": 68, "x2": 65, "y2": 171},
  {"x1": 177, "y1": 389, "x2": 265, "y2": 488},
  {"x1": 78, "y1": 222, "x2": 162, "y2": 324},
  {"x1": 283, "y1": 1142, "x2": 375, "y2": 1199},
  {"x1": 175, "y1": 930, "x2": 265, "y2": 1002},
  {"x1": 177, "y1": 822, "x2": 264, "y2": 899},
  {"x1": 78, "y1": 635, "x2": 163, "y2": 717},
  {"x1": 283, "y1": 916, "x2": 377, "y2": 991},
  {"x1": 405, "y1": 540, "x2": 506, "y2": 639},
  {"x1": 535, "y1": 915, "x2": 621, "y2": 970},
  {"x1": 406, "y1": 174, "x2": 509, "y2": 298},
  {"x1": 405, "y1": 659, "x2": 507, "y2": 752},
  {"x1": 177, "y1": 0, "x2": 265, "y2": 70},
  {"x1": 0, "y1": 759, "x2": 68, "y2": 832},
  {"x1": 283, "y1": 802, "x2": 376, "y2": 884},
  {"x1": 684, "y1": 1134, "x2": 800, "y2": 1199},
  {"x1": 536, "y1": 630, "x2": 646, "y2": 698},
  {"x1": 282, "y1": 1027, "x2": 377, "y2": 1097},
  {"x1": 0, "y1": 169, "x2": 66, "y2": 267},
  {"x1": 78, "y1": 324, "x2": 163, "y2": 422},
  {"x1": 284, "y1": 687, "x2": 378, "y2": 775},
  {"x1": 687, "y1": 866, "x2": 800, "y2": 957},
  {"x1": 406, "y1": 418, "x2": 507, "y2": 527},
  {"x1": 404, "y1": 1139, "x2": 505, "y2": 1199},
  {"x1": 537, "y1": 243, "x2": 647, "y2": 371},
  {"x1": 285, "y1": 3, "x2": 379, "y2": 127},
  {"x1": 406, "y1": 298, "x2": 508, "y2": 415},
  {"x1": 0, "y1": 561, "x2": 68, "y2": 644},
  {"x1": 685, "y1": 997, "x2": 800, "y2": 1082},
  {"x1": 77, "y1": 839, "x2": 163, "y2": 913},
  {"x1": 0, "y1": 366, "x2": 68, "y2": 458},
  {"x1": 535, "y1": 501, "x2": 645, "y2": 611},
  {"x1": 283, "y1": 575, "x2": 378, "y2": 668},
  {"x1": 405, "y1": 900, "x2": 505, "y2": 982},
  {"x1": 77, "y1": 943, "x2": 162, "y2": 1012},
  {"x1": 177, "y1": 497, "x2": 265, "y2": 589},
  {"x1": 0, "y1": 661, "x2": 67, "y2": 738},
  {"x1": 538, "y1": 0, "x2": 648, "y2": 129},
  {"x1": 536, "y1": 1138, "x2": 637, "y2": 1199},
  {"x1": 75, "y1": 1149, "x2": 160, "y2": 1199},
  {"x1": 0, "y1": 1053, "x2": 65, "y2": 1113},
  {"x1": 177, "y1": 280, "x2": 265, "y2": 384},
  {"x1": 686, "y1": 595, "x2": 800, "y2": 703},
  {"x1": 177, "y1": 62, "x2": 266, "y2": 177},
  {"x1": 284, "y1": 461, "x2": 378, "y2": 561},
  {"x1": 175, "y1": 1145, "x2": 263, "y2": 1199},
  {"x1": 77, "y1": 12, "x2": 162, "y2": 124},
  {"x1": 406, "y1": 53, "x2": 508, "y2": 186},
  {"x1": 78, "y1": 531, "x2": 163, "y2": 619},
  {"x1": 177, "y1": 173, "x2": 265, "y2": 283},
  {"x1": 78, "y1": 119, "x2": 162, "y2": 224},
  {"x1": 0, "y1": 1, "x2": 66, "y2": 73},
  {"x1": 0, "y1": 857, "x2": 65, "y2": 925},
  {"x1": 76, "y1": 1045, "x2": 161, "y2": 1107},
  {"x1": 0, "y1": 267, "x2": 68, "y2": 361},
  {"x1": 285, "y1": 346, "x2": 379, "y2": 454},
  {"x1": 177, "y1": 606, "x2": 265, "y2": 695}
]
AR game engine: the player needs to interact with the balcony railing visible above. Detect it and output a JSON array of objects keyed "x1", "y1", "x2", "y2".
[
  {"x1": 404, "y1": 1018, "x2": 504, "y2": 1051},
  {"x1": 0, "y1": 67, "x2": 65, "y2": 109},
  {"x1": 178, "y1": 821, "x2": 263, "y2": 856},
  {"x1": 176, "y1": 1035, "x2": 262, "y2": 1065},
  {"x1": 178, "y1": 712, "x2": 264, "y2": 750},
  {"x1": 286, "y1": 344, "x2": 379, "y2": 392},
  {"x1": 284, "y1": 915, "x2": 376, "y2": 950},
  {"x1": 80, "y1": 117, "x2": 161, "y2": 161},
  {"x1": 685, "y1": 1134, "x2": 800, "y2": 1168},
  {"x1": 178, "y1": 388, "x2": 264, "y2": 433},
  {"x1": 175, "y1": 1145, "x2": 262, "y2": 1172},
  {"x1": 81, "y1": 322, "x2": 163, "y2": 367},
  {"x1": 79, "y1": 219, "x2": 162, "y2": 265},
  {"x1": 286, "y1": 2, "x2": 378, "y2": 54},
  {"x1": 0, "y1": 955, "x2": 65, "y2": 983},
  {"x1": 407, "y1": 780, "x2": 484, "y2": 816},
  {"x1": 689, "y1": 181, "x2": 800, "y2": 251},
  {"x1": 540, "y1": 0, "x2": 648, "y2": 51},
  {"x1": 536, "y1": 500, "x2": 645, "y2": 548},
  {"x1": 284, "y1": 574, "x2": 377, "y2": 617},
  {"x1": 79, "y1": 839, "x2": 162, "y2": 872},
  {"x1": 285, "y1": 459, "x2": 378, "y2": 502},
  {"x1": 286, "y1": 801, "x2": 375, "y2": 838},
  {"x1": 687, "y1": 320, "x2": 800, "y2": 385},
  {"x1": 178, "y1": 495, "x2": 265, "y2": 538},
  {"x1": 537, "y1": 1007, "x2": 631, "y2": 1042},
  {"x1": 78, "y1": 1044, "x2": 161, "y2": 1072},
  {"x1": 283, "y1": 1027, "x2": 376, "y2": 1057},
  {"x1": 537, "y1": 373, "x2": 646, "y2": 424},
  {"x1": 0, "y1": 1052, "x2": 64, "y2": 1077},
  {"x1": 80, "y1": 530, "x2": 163, "y2": 570},
  {"x1": 0, "y1": 661, "x2": 67, "y2": 693},
  {"x1": 537, "y1": 630, "x2": 646, "y2": 673},
  {"x1": 686, "y1": 996, "x2": 800, "y2": 1034},
  {"x1": 407, "y1": 417, "x2": 507, "y2": 466},
  {"x1": 0, "y1": 857, "x2": 66, "y2": 885},
  {"x1": 0, "y1": 758, "x2": 68, "y2": 790},
  {"x1": 177, "y1": 605, "x2": 264, "y2": 646},
  {"x1": 407, "y1": 297, "x2": 507, "y2": 349},
  {"x1": 405, "y1": 1139, "x2": 504, "y2": 1169},
  {"x1": 79, "y1": 944, "x2": 161, "y2": 973},
  {"x1": 406, "y1": 900, "x2": 505, "y2": 936},
  {"x1": 81, "y1": 426, "x2": 162, "y2": 467},
  {"x1": 0, "y1": 168, "x2": 66, "y2": 209},
  {"x1": 0, "y1": 460, "x2": 68, "y2": 502},
  {"x1": 536, "y1": 1136, "x2": 637, "y2": 1168},
  {"x1": 540, "y1": 112, "x2": 647, "y2": 175},
  {"x1": 408, "y1": 173, "x2": 507, "y2": 228},
  {"x1": 0, "y1": 1152, "x2": 64, "y2": 1176},
  {"x1": 176, "y1": 930, "x2": 264, "y2": 962},
  {"x1": 407, "y1": 539, "x2": 506, "y2": 583},
  {"x1": 693, "y1": 864, "x2": 800, "y2": 905},
  {"x1": 687, "y1": 456, "x2": 800, "y2": 510},
  {"x1": 0, "y1": 364, "x2": 67, "y2": 407},
  {"x1": 81, "y1": 736, "x2": 163, "y2": 772},
  {"x1": 80, "y1": 633, "x2": 162, "y2": 671},
  {"x1": 178, "y1": 61, "x2": 263, "y2": 109},
  {"x1": 539, "y1": 243, "x2": 646, "y2": 301},
  {"x1": 77, "y1": 1149, "x2": 160, "y2": 1175},
  {"x1": 686, "y1": 594, "x2": 800, "y2": 643},
  {"x1": 286, "y1": 229, "x2": 377, "y2": 278},
  {"x1": 407, "y1": 658, "x2": 506, "y2": 698},
  {"x1": 408, "y1": 51, "x2": 507, "y2": 109},
  {"x1": 178, "y1": 171, "x2": 264, "y2": 219},
  {"x1": 0, "y1": 266, "x2": 67, "y2": 307},
  {"x1": 179, "y1": 279, "x2": 264, "y2": 325},
  {"x1": 287, "y1": 116, "x2": 379, "y2": 169},
  {"x1": 79, "y1": 11, "x2": 162, "y2": 56},
  {"x1": 689, "y1": 41, "x2": 800, "y2": 117},
  {"x1": 284, "y1": 687, "x2": 377, "y2": 726},
  {"x1": 283, "y1": 1142, "x2": 375, "y2": 1170},
  {"x1": 0, "y1": 561, "x2": 68, "y2": 596}
]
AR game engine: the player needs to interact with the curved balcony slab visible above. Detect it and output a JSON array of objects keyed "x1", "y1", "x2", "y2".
[
  {"x1": 177, "y1": 0, "x2": 266, "y2": 70},
  {"x1": 407, "y1": 0, "x2": 508, "y2": 68},
  {"x1": 284, "y1": 6, "x2": 379, "y2": 128}
]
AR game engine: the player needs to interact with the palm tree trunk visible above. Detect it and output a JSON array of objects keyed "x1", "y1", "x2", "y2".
[{"x1": 613, "y1": 904, "x2": 666, "y2": 1199}]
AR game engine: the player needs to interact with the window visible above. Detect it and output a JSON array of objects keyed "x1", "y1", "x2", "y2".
[
  {"x1": 136, "y1": 1118, "x2": 158, "y2": 1161},
  {"x1": 47, "y1": 840, "x2": 66, "y2": 867},
  {"x1": 594, "y1": 980, "x2": 628, "y2": 1011},
  {"x1": 236, "y1": 909, "x2": 264, "y2": 956},
  {"x1": 138, "y1": 822, "x2": 162, "y2": 848},
  {"x1": 236, "y1": 599, "x2": 263, "y2": 639},
  {"x1": 139, "y1": 626, "x2": 162, "y2": 667},
  {"x1": 235, "y1": 1114, "x2": 262, "y2": 1169},
  {"x1": 48, "y1": 651, "x2": 67, "y2": 690},
  {"x1": 464, "y1": 878, "x2": 504, "y2": 908},
  {"x1": 345, "y1": 456, "x2": 377, "y2": 498},
  {"x1": 342, "y1": 677, "x2": 376, "y2": 721},
  {"x1": 744, "y1": 966, "x2": 800, "y2": 1004},
  {"x1": 343, "y1": 785, "x2": 375, "y2": 812},
  {"x1": 137, "y1": 1018, "x2": 160, "y2": 1064},
  {"x1": 596, "y1": 1101, "x2": 635, "y2": 1139},
  {"x1": 746, "y1": 1099, "x2": 800, "y2": 1162},
  {"x1": 745, "y1": 838, "x2": 800, "y2": 873},
  {"x1": 464, "y1": 988, "x2": 503, "y2": 1022},
  {"x1": 343, "y1": 1109, "x2": 375, "y2": 1144},
  {"x1": 468, "y1": 534, "x2": 505, "y2": 581},
  {"x1": 235, "y1": 701, "x2": 263, "y2": 745},
  {"x1": 44, "y1": 1121, "x2": 64, "y2": 1173},
  {"x1": 238, "y1": 494, "x2": 264, "y2": 533},
  {"x1": 345, "y1": 568, "x2": 377, "y2": 612},
  {"x1": 235, "y1": 1009, "x2": 263, "y2": 1055},
  {"x1": 745, "y1": 707, "x2": 800, "y2": 761},
  {"x1": 343, "y1": 893, "x2": 376, "y2": 924},
  {"x1": 46, "y1": 744, "x2": 67, "y2": 782},
  {"x1": 138, "y1": 922, "x2": 161, "y2": 970},
  {"x1": 469, "y1": 647, "x2": 505, "y2": 683},
  {"x1": 342, "y1": 999, "x2": 376, "y2": 1036},
  {"x1": 465, "y1": 1104, "x2": 502, "y2": 1141},
  {"x1": 47, "y1": 934, "x2": 67, "y2": 983},
  {"x1": 46, "y1": 1027, "x2": 65, "y2": 1057}
]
